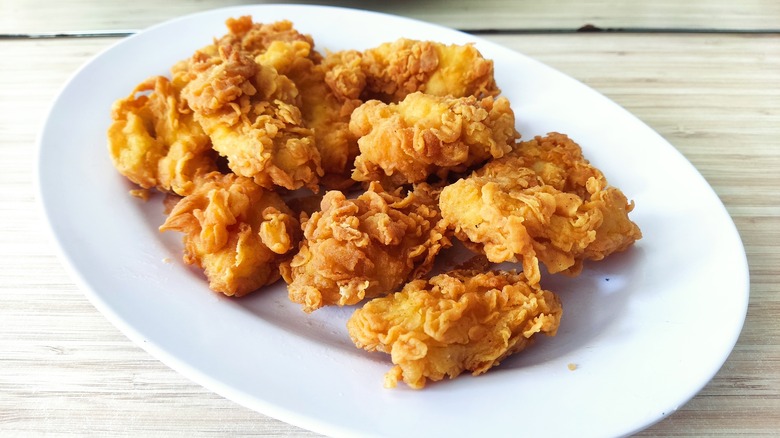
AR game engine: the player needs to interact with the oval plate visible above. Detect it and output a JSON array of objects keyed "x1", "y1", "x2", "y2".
[{"x1": 36, "y1": 5, "x2": 749, "y2": 437}]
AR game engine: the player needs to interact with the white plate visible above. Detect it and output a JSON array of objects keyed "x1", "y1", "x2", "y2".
[{"x1": 36, "y1": 5, "x2": 749, "y2": 437}]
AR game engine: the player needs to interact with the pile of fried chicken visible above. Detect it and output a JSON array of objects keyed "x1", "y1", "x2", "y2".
[{"x1": 108, "y1": 16, "x2": 642, "y2": 389}]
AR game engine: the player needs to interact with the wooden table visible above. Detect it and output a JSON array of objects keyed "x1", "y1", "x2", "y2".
[{"x1": 2, "y1": 1, "x2": 778, "y2": 435}]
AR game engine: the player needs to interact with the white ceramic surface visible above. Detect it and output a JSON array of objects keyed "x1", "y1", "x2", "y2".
[{"x1": 36, "y1": 5, "x2": 749, "y2": 437}]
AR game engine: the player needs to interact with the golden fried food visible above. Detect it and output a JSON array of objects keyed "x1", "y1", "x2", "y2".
[
  {"x1": 440, "y1": 133, "x2": 642, "y2": 284},
  {"x1": 281, "y1": 182, "x2": 451, "y2": 313},
  {"x1": 180, "y1": 43, "x2": 323, "y2": 191},
  {"x1": 322, "y1": 49, "x2": 366, "y2": 103},
  {"x1": 258, "y1": 41, "x2": 362, "y2": 189},
  {"x1": 350, "y1": 92, "x2": 519, "y2": 186},
  {"x1": 219, "y1": 16, "x2": 323, "y2": 62},
  {"x1": 347, "y1": 269, "x2": 562, "y2": 389},
  {"x1": 107, "y1": 16, "x2": 649, "y2": 392},
  {"x1": 160, "y1": 172, "x2": 300, "y2": 297},
  {"x1": 360, "y1": 38, "x2": 500, "y2": 102},
  {"x1": 209, "y1": 17, "x2": 360, "y2": 189},
  {"x1": 107, "y1": 76, "x2": 217, "y2": 196},
  {"x1": 175, "y1": 16, "x2": 366, "y2": 190},
  {"x1": 168, "y1": 17, "x2": 320, "y2": 90}
]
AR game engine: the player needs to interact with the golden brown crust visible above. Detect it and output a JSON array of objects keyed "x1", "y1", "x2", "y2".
[
  {"x1": 221, "y1": 17, "x2": 322, "y2": 63},
  {"x1": 107, "y1": 76, "x2": 217, "y2": 196},
  {"x1": 160, "y1": 172, "x2": 299, "y2": 297},
  {"x1": 347, "y1": 269, "x2": 562, "y2": 389},
  {"x1": 350, "y1": 92, "x2": 519, "y2": 187},
  {"x1": 360, "y1": 38, "x2": 500, "y2": 102},
  {"x1": 322, "y1": 49, "x2": 367, "y2": 103},
  {"x1": 180, "y1": 44, "x2": 323, "y2": 191},
  {"x1": 440, "y1": 133, "x2": 642, "y2": 284},
  {"x1": 281, "y1": 182, "x2": 451, "y2": 312},
  {"x1": 260, "y1": 43, "x2": 362, "y2": 189}
]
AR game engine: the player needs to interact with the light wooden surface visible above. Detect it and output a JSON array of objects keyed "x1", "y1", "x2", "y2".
[
  {"x1": 2, "y1": 1, "x2": 779, "y2": 436},
  {"x1": 3, "y1": 0, "x2": 780, "y2": 34}
]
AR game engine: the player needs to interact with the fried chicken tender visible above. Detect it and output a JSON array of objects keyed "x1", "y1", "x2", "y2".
[
  {"x1": 350, "y1": 92, "x2": 519, "y2": 186},
  {"x1": 108, "y1": 76, "x2": 217, "y2": 196},
  {"x1": 440, "y1": 133, "x2": 642, "y2": 284},
  {"x1": 160, "y1": 172, "x2": 300, "y2": 297},
  {"x1": 220, "y1": 16, "x2": 323, "y2": 62},
  {"x1": 216, "y1": 16, "x2": 359, "y2": 188},
  {"x1": 360, "y1": 38, "x2": 500, "y2": 102},
  {"x1": 322, "y1": 50, "x2": 366, "y2": 103},
  {"x1": 281, "y1": 182, "x2": 451, "y2": 313},
  {"x1": 258, "y1": 40, "x2": 362, "y2": 189},
  {"x1": 347, "y1": 269, "x2": 562, "y2": 389},
  {"x1": 169, "y1": 17, "x2": 321, "y2": 89},
  {"x1": 180, "y1": 43, "x2": 323, "y2": 191}
]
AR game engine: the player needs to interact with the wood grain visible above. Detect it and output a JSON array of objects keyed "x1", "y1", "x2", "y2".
[
  {"x1": 1, "y1": 30, "x2": 778, "y2": 436},
  {"x1": 2, "y1": 0, "x2": 780, "y2": 34}
]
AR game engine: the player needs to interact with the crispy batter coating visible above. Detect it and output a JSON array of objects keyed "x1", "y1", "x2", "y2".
[
  {"x1": 440, "y1": 133, "x2": 642, "y2": 284},
  {"x1": 281, "y1": 182, "x2": 451, "y2": 313},
  {"x1": 258, "y1": 41, "x2": 362, "y2": 189},
  {"x1": 214, "y1": 17, "x2": 359, "y2": 188},
  {"x1": 220, "y1": 16, "x2": 323, "y2": 62},
  {"x1": 180, "y1": 43, "x2": 322, "y2": 191},
  {"x1": 322, "y1": 50, "x2": 366, "y2": 103},
  {"x1": 350, "y1": 92, "x2": 518, "y2": 186},
  {"x1": 168, "y1": 16, "x2": 319, "y2": 91},
  {"x1": 160, "y1": 172, "x2": 300, "y2": 297},
  {"x1": 360, "y1": 38, "x2": 500, "y2": 102},
  {"x1": 107, "y1": 76, "x2": 217, "y2": 196},
  {"x1": 347, "y1": 269, "x2": 562, "y2": 389}
]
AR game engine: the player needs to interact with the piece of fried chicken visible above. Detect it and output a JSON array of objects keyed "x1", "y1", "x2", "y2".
[
  {"x1": 180, "y1": 42, "x2": 323, "y2": 191},
  {"x1": 219, "y1": 16, "x2": 323, "y2": 62},
  {"x1": 350, "y1": 92, "x2": 518, "y2": 187},
  {"x1": 160, "y1": 172, "x2": 300, "y2": 297},
  {"x1": 322, "y1": 49, "x2": 366, "y2": 103},
  {"x1": 257, "y1": 40, "x2": 362, "y2": 189},
  {"x1": 108, "y1": 76, "x2": 217, "y2": 196},
  {"x1": 440, "y1": 133, "x2": 642, "y2": 284},
  {"x1": 170, "y1": 17, "x2": 321, "y2": 102},
  {"x1": 360, "y1": 38, "x2": 500, "y2": 102},
  {"x1": 281, "y1": 182, "x2": 451, "y2": 313},
  {"x1": 347, "y1": 269, "x2": 562, "y2": 389},
  {"x1": 203, "y1": 16, "x2": 361, "y2": 189}
]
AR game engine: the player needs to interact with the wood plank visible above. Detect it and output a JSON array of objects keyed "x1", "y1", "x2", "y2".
[
  {"x1": 2, "y1": 0, "x2": 779, "y2": 35},
  {"x1": 1, "y1": 33, "x2": 778, "y2": 435}
]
